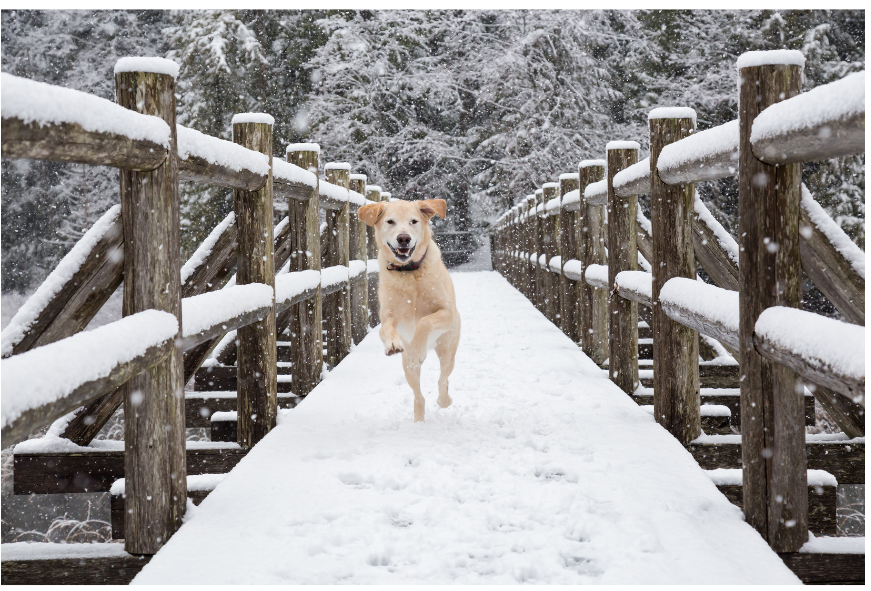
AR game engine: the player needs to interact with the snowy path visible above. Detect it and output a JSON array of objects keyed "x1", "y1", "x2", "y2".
[{"x1": 134, "y1": 272, "x2": 798, "y2": 584}]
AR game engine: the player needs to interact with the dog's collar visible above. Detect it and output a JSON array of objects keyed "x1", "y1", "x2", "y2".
[{"x1": 387, "y1": 248, "x2": 427, "y2": 272}]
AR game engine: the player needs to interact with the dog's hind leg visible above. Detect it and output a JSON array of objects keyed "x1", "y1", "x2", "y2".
[
  {"x1": 402, "y1": 353, "x2": 426, "y2": 422},
  {"x1": 435, "y1": 334, "x2": 458, "y2": 409}
]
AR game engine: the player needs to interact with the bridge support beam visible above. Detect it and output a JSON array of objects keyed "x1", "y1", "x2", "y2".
[
  {"x1": 606, "y1": 143, "x2": 640, "y2": 394},
  {"x1": 650, "y1": 109, "x2": 701, "y2": 444},
  {"x1": 233, "y1": 114, "x2": 277, "y2": 448},
  {"x1": 115, "y1": 59, "x2": 186, "y2": 555},
  {"x1": 738, "y1": 53, "x2": 807, "y2": 552}
]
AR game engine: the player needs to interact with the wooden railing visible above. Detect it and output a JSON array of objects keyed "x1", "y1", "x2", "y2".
[
  {"x1": 490, "y1": 52, "x2": 865, "y2": 555},
  {"x1": 0, "y1": 59, "x2": 389, "y2": 555}
]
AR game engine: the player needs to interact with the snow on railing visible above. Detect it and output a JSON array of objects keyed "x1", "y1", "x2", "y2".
[
  {"x1": 659, "y1": 277, "x2": 739, "y2": 350},
  {"x1": 272, "y1": 158, "x2": 317, "y2": 188},
  {"x1": 1, "y1": 72, "x2": 171, "y2": 148},
  {"x1": 584, "y1": 264, "x2": 609, "y2": 290},
  {"x1": 177, "y1": 125, "x2": 270, "y2": 177},
  {"x1": 614, "y1": 270, "x2": 652, "y2": 306},
  {"x1": 613, "y1": 156, "x2": 650, "y2": 197},
  {"x1": 180, "y1": 212, "x2": 236, "y2": 286},
  {"x1": 181, "y1": 283, "x2": 274, "y2": 350},
  {"x1": 693, "y1": 191, "x2": 739, "y2": 266},
  {"x1": 657, "y1": 120, "x2": 739, "y2": 185},
  {"x1": 801, "y1": 184, "x2": 865, "y2": 280},
  {"x1": 583, "y1": 179, "x2": 608, "y2": 206},
  {"x1": 275, "y1": 270, "x2": 321, "y2": 308}
]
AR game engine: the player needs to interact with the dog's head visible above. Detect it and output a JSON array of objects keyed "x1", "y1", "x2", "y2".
[{"x1": 357, "y1": 199, "x2": 447, "y2": 264}]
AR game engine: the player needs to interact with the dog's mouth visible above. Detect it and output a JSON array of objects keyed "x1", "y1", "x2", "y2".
[{"x1": 389, "y1": 243, "x2": 416, "y2": 262}]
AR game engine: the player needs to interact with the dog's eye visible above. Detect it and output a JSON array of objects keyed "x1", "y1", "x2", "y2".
[
  {"x1": 410, "y1": 219, "x2": 418, "y2": 225},
  {"x1": 386, "y1": 220, "x2": 395, "y2": 225}
]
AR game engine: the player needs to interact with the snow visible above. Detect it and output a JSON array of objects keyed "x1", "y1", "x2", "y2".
[
  {"x1": 800, "y1": 534, "x2": 865, "y2": 554},
  {"x1": 114, "y1": 56, "x2": 180, "y2": 78},
  {"x1": 273, "y1": 158, "x2": 317, "y2": 188},
  {"x1": 801, "y1": 184, "x2": 864, "y2": 279},
  {"x1": 382, "y1": 192, "x2": 393, "y2": 200},
  {"x1": 1, "y1": 542, "x2": 132, "y2": 561},
  {"x1": 182, "y1": 283, "x2": 273, "y2": 336},
  {"x1": 636, "y1": 208, "x2": 652, "y2": 239},
  {"x1": 562, "y1": 259, "x2": 584, "y2": 281},
  {"x1": 210, "y1": 411, "x2": 237, "y2": 422},
  {"x1": 641, "y1": 405, "x2": 729, "y2": 418},
  {"x1": 705, "y1": 469, "x2": 836, "y2": 487},
  {"x1": 286, "y1": 143, "x2": 320, "y2": 154},
  {"x1": 736, "y1": 49, "x2": 806, "y2": 69},
  {"x1": 561, "y1": 189, "x2": 581, "y2": 208},
  {"x1": 325, "y1": 162, "x2": 352, "y2": 171},
  {"x1": 584, "y1": 179, "x2": 607, "y2": 200},
  {"x1": 694, "y1": 191, "x2": 740, "y2": 265},
  {"x1": 755, "y1": 307, "x2": 864, "y2": 381},
  {"x1": 1, "y1": 205, "x2": 121, "y2": 358},
  {"x1": 275, "y1": 270, "x2": 321, "y2": 305},
  {"x1": 612, "y1": 157, "x2": 650, "y2": 192},
  {"x1": 542, "y1": 181, "x2": 559, "y2": 190},
  {"x1": 606, "y1": 140, "x2": 640, "y2": 151},
  {"x1": 648, "y1": 107, "x2": 697, "y2": 123},
  {"x1": 180, "y1": 212, "x2": 235, "y2": 286},
  {"x1": 134, "y1": 272, "x2": 799, "y2": 585},
  {"x1": 751, "y1": 71, "x2": 863, "y2": 145},
  {"x1": 366, "y1": 185, "x2": 383, "y2": 193},
  {"x1": 580, "y1": 159, "x2": 606, "y2": 169},
  {"x1": 111, "y1": 473, "x2": 227, "y2": 496},
  {"x1": 544, "y1": 196, "x2": 562, "y2": 213},
  {"x1": 320, "y1": 180, "x2": 350, "y2": 204},
  {"x1": 350, "y1": 173, "x2": 368, "y2": 182},
  {"x1": 231, "y1": 112, "x2": 275, "y2": 125},
  {"x1": 659, "y1": 278, "x2": 738, "y2": 336},
  {"x1": 657, "y1": 120, "x2": 739, "y2": 177},
  {"x1": 538, "y1": 254, "x2": 547, "y2": 269},
  {"x1": 548, "y1": 256, "x2": 562, "y2": 273},
  {"x1": 177, "y1": 125, "x2": 270, "y2": 176},
  {"x1": 559, "y1": 172, "x2": 579, "y2": 181},
  {"x1": 637, "y1": 251, "x2": 652, "y2": 273},
  {"x1": 321, "y1": 265, "x2": 350, "y2": 288},
  {"x1": 1, "y1": 73, "x2": 171, "y2": 147},
  {"x1": 615, "y1": 270, "x2": 652, "y2": 300},
  {"x1": 367, "y1": 259, "x2": 380, "y2": 275},
  {"x1": 348, "y1": 190, "x2": 367, "y2": 207},
  {"x1": 584, "y1": 264, "x2": 609, "y2": 288},
  {"x1": 349, "y1": 260, "x2": 367, "y2": 278},
  {"x1": 2, "y1": 309, "x2": 178, "y2": 430}
]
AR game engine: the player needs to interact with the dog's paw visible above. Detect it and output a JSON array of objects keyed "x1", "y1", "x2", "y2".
[
  {"x1": 385, "y1": 340, "x2": 404, "y2": 356},
  {"x1": 403, "y1": 346, "x2": 427, "y2": 368}
]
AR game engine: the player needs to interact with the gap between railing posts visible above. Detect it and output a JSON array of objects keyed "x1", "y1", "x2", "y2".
[
  {"x1": 285, "y1": 144, "x2": 323, "y2": 396},
  {"x1": 648, "y1": 108, "x2": 701, "y2": 444},
  {"x1": 232, "y1": 113, "x2": 277, "y2": 448},
  {"x1": 114, "y1": 57, "x2": 186, "y2": 556}
]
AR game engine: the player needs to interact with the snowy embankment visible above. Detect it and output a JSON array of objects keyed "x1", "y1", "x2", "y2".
[{"x1": 135, "y1": 272, "x2": 798, "y2": 584}]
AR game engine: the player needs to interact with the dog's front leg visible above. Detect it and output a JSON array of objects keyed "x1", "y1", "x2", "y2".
[
  {"x1": 379, "y1": 314, "x2": 405, "y2": 356},
  {"x1": 405, "y1": 308, "x2": 453, "y2": 368}
]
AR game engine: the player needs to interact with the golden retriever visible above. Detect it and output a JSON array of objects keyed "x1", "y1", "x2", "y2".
[{"x1": 357, "y1": 199, "x2": 461, "y2": 422}]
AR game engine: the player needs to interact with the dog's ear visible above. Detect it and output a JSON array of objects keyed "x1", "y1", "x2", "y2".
[
  {"x1": 357, "y1": 202, "x2": 385, "y2": 227},
  {"x1": 417, "y1": 199, "x2": 447, "y2": 221}
]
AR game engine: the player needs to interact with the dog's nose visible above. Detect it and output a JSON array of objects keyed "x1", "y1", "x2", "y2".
[{"x1": 397, "y1": 234, "x2": 412, "y2": 247}]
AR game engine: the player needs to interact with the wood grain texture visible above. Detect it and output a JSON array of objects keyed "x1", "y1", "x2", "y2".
[
  {"x1": 777, "y1": 552, "x2": 865, "y2": 585},
  {"x1": 738, "y1": 62, "x2": 806, "y2": 552},
  {"x1": 717, "y1": 484, "x2": 836, "y2": 536},
  {"x1": 607, "y1": 147, "x2": 639, "y2": 394},
  {"x1": 186, "y1": 394, "x2": 301, "y2": 428},
  {"x1": 559, "y1": 177, "x2": 581, "y2": 343},
  {"x1": 285, "y1": 148, "x2": 323, "y2": 396},
  {"x1": 233, "y1": 119, "x2": 277, "y2": 448},
  {"x1": 692, "y1": 215, "x2": 740, "y2": 291},
  {"x1": 579, "y1": 164, "x2": 608, "y2": 365},
  {"x1": 323, "y1": 168, "x2": 351, "y2": 368},
  {"x1": 650, "y1": 115, "x2": 701, "y2": 444},
  {"x1": 349, "y1": 176, "x2": 369, "y2": 344},
  {"x1": 116, "y1": 69, "x2": 186, "y2": 555},
  {"x1": 531, "y1": 191, "x2": 545, "y2": 313},
  {"x1": 804, "y1": 384, "x2": 863, "y2": 438},
  {"x1": 1, "y1": 115, "x2": 168, "y2": 170},
  {"x1": 181, "y1": 215, "x2": 238, "y2": 298},
  {"x1": 799, "y1": 203, "x2": 865, "y2": 325},
  {"x1": 752, "y1": 109, "x2": 865, "y2": 165},
  {"x1": 1, "y1": 337, "x2": 173, "y2": 449},
  {"x1": 1, "y1": 555, "x2": 152, "y2": 585},
  {"x1": 13, "y1": 446, "x2": 249, "y2": 495},
  {"x1": 542, "y1": 184, "x2": 561, "y2": 325},
  {"x1": 178, "y1": 153, "x2": 265, "y2": 191}
]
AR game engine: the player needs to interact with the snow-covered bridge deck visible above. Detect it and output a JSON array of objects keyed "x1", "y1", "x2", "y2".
[{"x1": 134, "y1": 272, "x2": 798, "y2": 584}]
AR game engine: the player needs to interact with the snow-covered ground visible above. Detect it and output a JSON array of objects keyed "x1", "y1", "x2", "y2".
[{"x1": 134, "y1": 271, "x2": 797, "y2": 584}]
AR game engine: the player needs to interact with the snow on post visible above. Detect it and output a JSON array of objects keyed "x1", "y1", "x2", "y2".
[
  {"x1": 1, "y1": 310, "x2": 177, "y2": 449},
  {"x1": 114, "y1": 56, "x2": 180, "y2": 78}
]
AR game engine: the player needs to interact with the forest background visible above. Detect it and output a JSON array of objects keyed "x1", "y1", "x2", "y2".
[{"x1": 1, "y1": 9, "x2": 864, "y2": 316}]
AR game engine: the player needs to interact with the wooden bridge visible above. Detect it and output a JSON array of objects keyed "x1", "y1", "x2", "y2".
[{"x1": 0, "y1": 51, "x2": 865, "y2": 584}]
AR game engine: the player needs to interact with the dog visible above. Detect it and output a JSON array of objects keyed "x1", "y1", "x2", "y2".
[{"x1": 357, "y1": 198, "x2": 461, "y2": 422}]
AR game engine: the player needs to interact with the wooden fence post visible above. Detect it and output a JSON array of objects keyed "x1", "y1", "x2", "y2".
[
  {"x1": 559, "y1": 173, "x2": 580, "y2": 342},
  {"x1": 579, "y1": 161, "x2": 608, "y2": 365},
  {"x1": 232, "y1": 113, "x2": 277, "y2": 448},
  {"x1": 349, "y1": 173, "x2": 369, "y2": 344},
  {"x1": 523, "y1": 195, "x2": 535, "y2": 301},
  {"x1": 285, "y1": 144, "x2": 323, "y2": 396},
  {"x1": 115, "y1": 58, "x2": 185, "y2": 555},
  {"x1": 542, "y1": 182, "x2": 560, "y2": 324},
  {"x1": 649, "y1": 108, "x2": 701, "y2": 444},
  {"x1": 607, "y1": 143, "x2": 640, "y2": 393},
  {"x1": 365, "y1": 184, "x2": 382, "y2": 327},
  {"x1": 532, "y1": 188, "x2": 545, "y2": 312},
  {"x1": 324, "y1": 163, "x2": 351, "y2": 367},
  {"x1": 738, "y1": 51, "x2": 806, "y2": 552}
]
